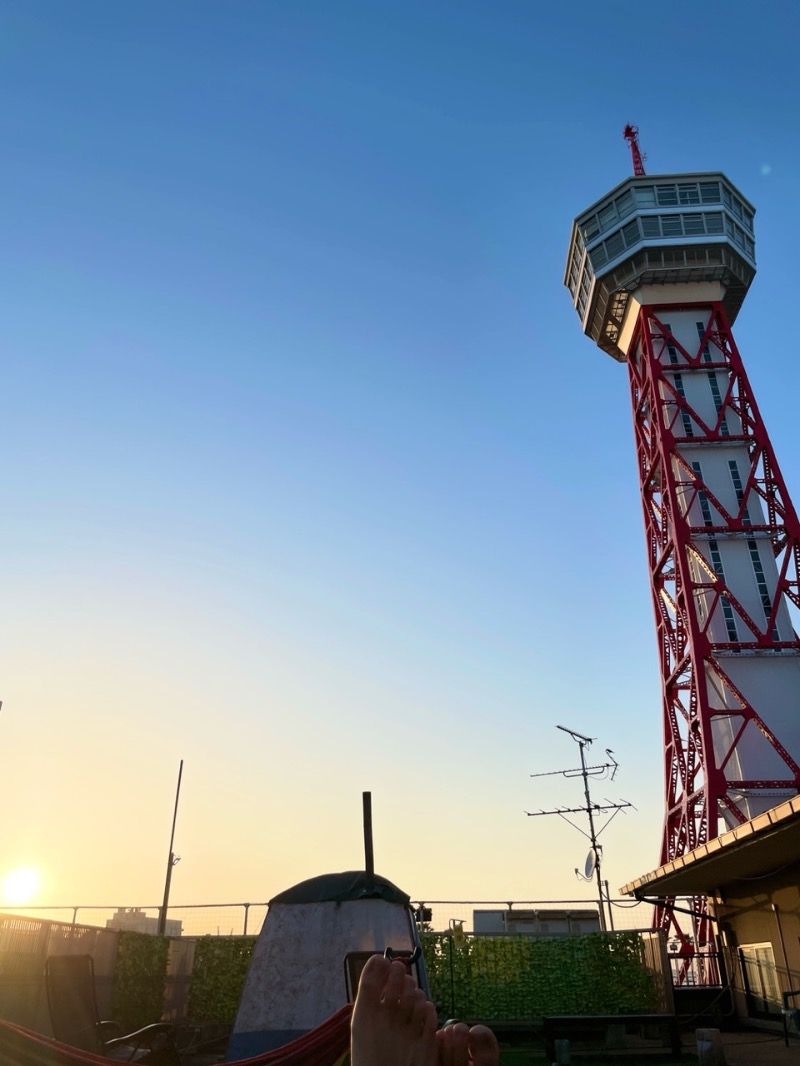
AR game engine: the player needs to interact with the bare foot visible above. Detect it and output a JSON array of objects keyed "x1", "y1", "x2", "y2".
[
  {"x1": 351, "y1": 954, "x2": 438, "y2": 1066},
  {"x1": 436, "y1": 1022, "x2": 500, "y2": 1066}
]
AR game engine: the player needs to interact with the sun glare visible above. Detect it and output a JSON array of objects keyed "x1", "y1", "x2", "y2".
[{"x1": 2, "y1": 867, "x2": 41, "y2": 906}]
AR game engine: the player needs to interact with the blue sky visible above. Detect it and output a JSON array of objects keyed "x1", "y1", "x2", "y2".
[{"x1": 1, "y1": 0, "x2": 799, "y2": 910}]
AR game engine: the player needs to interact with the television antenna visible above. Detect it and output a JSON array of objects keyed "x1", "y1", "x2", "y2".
[{"x1": 526, "y1": 725, "x2": 634, "y2": 931}]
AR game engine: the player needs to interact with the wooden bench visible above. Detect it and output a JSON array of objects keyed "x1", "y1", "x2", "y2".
[{"x1": 543, "y1": 1014, "x2": 681, "y2": 1060}]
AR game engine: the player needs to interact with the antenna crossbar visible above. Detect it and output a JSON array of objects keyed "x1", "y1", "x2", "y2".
[
  {"x1": 530, "y1": 763, "x2": 612, "y2": 779},
  {"x1": 526, "y1": 801, "x2": 632, "y2": 816}
]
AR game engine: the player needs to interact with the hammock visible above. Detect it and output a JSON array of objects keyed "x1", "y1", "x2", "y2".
[{"x1": 0, "y1": 1005, "x2": 353, "y2": 1066}]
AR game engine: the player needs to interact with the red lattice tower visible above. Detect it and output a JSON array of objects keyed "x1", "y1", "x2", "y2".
[{"x1": 565, "y1": 150, "x2": 800, "y2": 970}]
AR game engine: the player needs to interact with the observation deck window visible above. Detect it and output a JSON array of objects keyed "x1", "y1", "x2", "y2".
[
  {"x1": 650, "y1": 180, "x2": 744, "y2": 219},
  {"x1": 657, "y1": 185, "x2": 679, "y2": 206},
  {"x1": 586, "y1": 209, "x2": 732, "y2": 271},
  {"x1": 721, "y1": 186, "x2": 754, "y2": 234},
  {"x1": 615, "y1": 189, "x2": 635, "y2": 219},
  {"x1": 599, "y1": 203, "x2": 617, "y2": 229},
  {"x1": 578, "y1": 180, "x2": 738, "y2": 249},
  {"x1": 622, "y1": 219, "x2": 640, "y2": 245},
  {"x1": 725, "y1": 218, "x2": 755, "y2": 258},
  {"x1": 605, "y1": 230, "x2": 625, "y2": 260},
  {"x1": 700, "y1": 182, "x2": 721, "y2": 203}
]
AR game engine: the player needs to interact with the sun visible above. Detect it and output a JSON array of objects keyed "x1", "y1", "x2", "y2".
[{"x1": 2, "y1": 867, "x2": 41, "y2": 906}]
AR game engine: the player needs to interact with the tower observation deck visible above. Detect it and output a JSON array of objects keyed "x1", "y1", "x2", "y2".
[
  {"x1": 565, "y1": 166, "x2": 800, "y2": 954},
  {"x1": 566, "y1": 173, "x2": 756, "y2": 359}
]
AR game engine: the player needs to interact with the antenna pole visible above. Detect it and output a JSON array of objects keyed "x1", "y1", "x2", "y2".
[
  {"x1": 527, "y1": 727, "x2": 634, "y2": 932},
  {"x1": 576, "y1": 735, "x2": 607, "y2": 931},
  {"x1": 158, "y1": 759, "x2": 183, "y2": 936}
]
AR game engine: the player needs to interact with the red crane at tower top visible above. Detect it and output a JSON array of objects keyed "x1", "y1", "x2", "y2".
[{"x1": 623, "y1": 123, "x2": 646, "y2": 176}]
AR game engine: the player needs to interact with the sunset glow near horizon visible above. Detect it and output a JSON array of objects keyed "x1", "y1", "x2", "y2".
[
  {"x1": 2, "y1": 1, "x2": 800, "y2": 914},
  {"x1": 2, "y1": 867, "x2": 42, "y2": 907}
]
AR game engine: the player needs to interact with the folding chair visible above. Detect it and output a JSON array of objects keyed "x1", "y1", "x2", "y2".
[{"x1": 45, "y1": 954, "x2": 179, "y2": 1064}]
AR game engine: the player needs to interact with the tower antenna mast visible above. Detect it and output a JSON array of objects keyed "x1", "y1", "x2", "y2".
[
  {"x1": 623, "y1": 123, "x2": 646, "y2": 176},
  {"x1": 527, "y1": 726, "x2": 632, "y2": 932}
]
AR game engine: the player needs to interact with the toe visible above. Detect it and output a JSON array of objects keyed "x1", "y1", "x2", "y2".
[
  {"x1": 468, "y1": 1025, "x2": 500, "y2": 1066},
  {"x1": 408, "y1": 988, "x2": 436, "y2": 1034},
  {"x1": 443, "y1": 1022, "x2": 469, "y2": 1064},
  {"x1": 354, "y1": 954, "x2": 392, "y2": 1009},
  {"x1": 395, "y1": 973, "x2": 423, "y2": 1023},
  {"x1": 379, "y1": 959, "x2": 410, "y2": 1006}
]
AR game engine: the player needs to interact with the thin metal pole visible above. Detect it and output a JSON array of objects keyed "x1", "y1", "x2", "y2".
[
  {"x1": 363, "y1": 791, "x2": 375, "y2": 893},
  {"x1": 577, "y1": 738, "x2": 607, "y2": 932},
  {"x1": 158, "y1": 759, "x2": 183, "y2": 936},
  {"x1": 604, "y1": 881, "x2": 615, "y2": 930}
]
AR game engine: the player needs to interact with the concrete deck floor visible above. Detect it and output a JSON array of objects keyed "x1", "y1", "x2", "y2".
[
  {"x1": 693, "y1": 1029, "x2": 798, "y2": 1065},
  {"x1": 179, "y1": 1027, "x2": 800, "y2": 1064}
]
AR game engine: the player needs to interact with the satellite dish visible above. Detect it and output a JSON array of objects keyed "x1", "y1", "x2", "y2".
[{"x1": 584, "y1": 848, "x2": 598, "y2": 879}]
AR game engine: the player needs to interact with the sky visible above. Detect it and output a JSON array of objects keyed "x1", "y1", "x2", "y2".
[{"x1": 1, "y1": 0, "x2": 800, "y2": 915}]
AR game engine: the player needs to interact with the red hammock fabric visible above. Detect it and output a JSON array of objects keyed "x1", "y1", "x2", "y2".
[{"x1": 0, "y1": 1005, "x2": 353, "y2": 1066}]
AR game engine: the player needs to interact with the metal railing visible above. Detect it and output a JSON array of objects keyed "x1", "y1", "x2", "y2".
[
  {"x1": 4, "y1": 896, "x2": 664, "y2": 938},
  {"x1": 3, "y1": 902, "x2": 270, "y2": 938}
]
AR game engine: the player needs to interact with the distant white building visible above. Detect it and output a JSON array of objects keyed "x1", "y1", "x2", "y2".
[
  {"x1": 106, "y1": 907, "x2": 182, "y2": 937},
  {"x1": 472, "y1": 908, "x2": 600, "y2": 936}
]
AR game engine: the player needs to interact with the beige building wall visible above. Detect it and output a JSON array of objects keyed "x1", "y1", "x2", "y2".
[{"x1": 714, "y1": 862, "x2": 800, "y2": 1024}]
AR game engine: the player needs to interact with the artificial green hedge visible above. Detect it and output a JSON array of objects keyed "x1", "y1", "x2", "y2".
[
  {"x1": 112, "y1": 931, "x2": 171, "y2": 1031},
  {"x1": 187, "y1": 936, "x2": 257, "y2": 1022},
  {"x1": 177, "y1": 930, "x2": 660, "y2": 1026},
  {"x1": 422, "y1": 932, "x2": 660, "y2": 1021}
]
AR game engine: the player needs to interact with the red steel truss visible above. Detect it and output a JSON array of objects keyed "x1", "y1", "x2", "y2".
[{"x1": 628, "y1": 301, "x2": 800, "y2": 958}]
